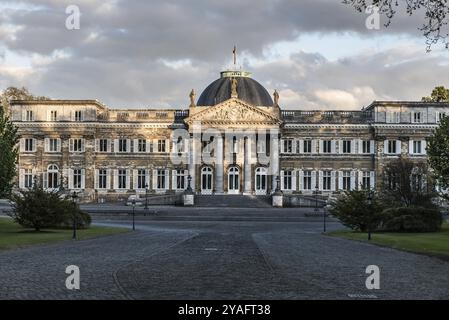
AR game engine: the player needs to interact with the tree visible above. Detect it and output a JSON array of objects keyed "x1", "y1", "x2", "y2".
[
  {"x1": 0, "y1": 105, "x2": 18, "y2": 198},
  {"x1": 0, "y1": 86, "x2": 48, "y2": 114},
  {"x1": 421, "y1": 86, "x2": 449, "y2": 102},
  {"x1": 382, "y1": 156, "x2": 435, "y2": 207},
  {"x1": 343, "y1": 0, "x2": 449, "y2": 51},
  {"x1": 427, "y1": 115, "x2": 449, "y2": 200},
  {"x1": 329, "y1": 190, "x2": 384, "y2": 232},
  {"x1": 9, "y1": 183, "x2": 91, "y2": 232}
]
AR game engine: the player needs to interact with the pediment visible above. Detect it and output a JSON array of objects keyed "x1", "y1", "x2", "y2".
[{"x1": 186, "y1": 98, "x2": 281, "y2": 126}]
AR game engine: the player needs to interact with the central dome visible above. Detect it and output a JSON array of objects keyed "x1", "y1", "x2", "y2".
[{"x1": 197, "y1": 71, "x2": 273, "y2": 106}]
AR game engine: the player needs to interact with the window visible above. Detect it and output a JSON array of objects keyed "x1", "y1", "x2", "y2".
[
  {"x1": 118, "y1": 169, "x2": 127, "y2": 189},
  {"x1": 342, "y1": 140, "x2": 352, "y2": 154},
  {"x1": 282, "y1": 170, "x2": 292, "y2": 190},
  {"x1": 137, "y1": 169, "x2": 147, "y2": 189},
  {"x1": 322, "y1": 171, "x2": 332, "y2": 191},
  {"x1": 50, "y1": 110, "x2": 57, "y2": 122},
  {"x1": 26, "y1": 110, "x2": 33, "y2": 121},
  {"x1": 386, "y1": 111, "x2": 400, "y2": 123},
  {"x1": 303, "y1": 171, "x2": 312, "y2": 190},
  {"x1": 362, "y1": 140, "x2": 371, "y2": 154},
  {"x1": 283, "y1": 139, "x2": 293, "y2": 153},
  {"x1": 48, "y1": 138, "x2": 59, "y2": 152},
  {"x1": 413, "y1": 140, "x2": 422, "y2": 154},
  {"x1": 136, "y1": 139, "x2": 146, "y2": 153},
  {"x1": 98, "y1": 169, "x2": 107, "y2": 189},
  {"x1": 342, "y1": 171, "x2": 351, "y2": 191},
  {"x1": 411, "y1": 173, "x2": 423, "y2": 192},
  {"x1": 385, "y1": 172, "x2": 398, "y2": 190},
  {"x1": 322, "y1": 140, "x2": 332, "y2": 153},
  {"x1": 176, "y1": 170, "x2": 186, "y2": 190},
  {"x1": 362, "y1": 172, "x2": 371, "y2": 190},
  {"x1": 24, "y1": 169, "x2": 33, "y2": 188},
  {"x1": 72, "y1": 139, "x2": 83, "y2": 152},
  {"x1": 158, "y1": 140, "x2": 166, "y2": 153},
  {"x1": 413, "y1": 112, "x2": 422, "y2": 123},
  {"x1": 437, "y1": 112, "x2": 446, "y2": 123},
  {"x1": 99, "y1": 139, "x2": 108, "y2": 152},
  {"x1": 74, "y1": 110, "x2": 83, "y2": 122},
  {"x1": 388, "y1": 140, "x2": 397, "y2": 154},
  {"x1": 73, "y1": 169, "x2": 82, "y2": 189},
  {"x1": 303, "y1": 140, "x2": 312, "y2": 153},
  {"x1": 24, "y1": 138, "x2": 35, "y2": 152},
  {"x1": 202, "y1": 141, "x2": 212, "y2": 153},
  {"x1": 47, "y1": 165, "x2": 59, "y2": 189},
  {"x1": 118, "y1": 139, "x2": 128, "y2": 153},
  {"x1": 157, "y1": 169, "x2": 166, "y2": 189}
]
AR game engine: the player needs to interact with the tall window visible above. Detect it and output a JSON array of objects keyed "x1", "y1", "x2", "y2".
[
  {"x1": 322, "y1": 171, "x2": 332, "y2": 191},
  {"x1": 26, "y1": 110, "x2": 33, "y2": 121},
  {"x1": 303, "y1": 171, "x2": 312, "y2": 190},
  {"x1": 47, "y1": 165, "x2": 59, "y2": 189},
  {"x1": 50, "y1": 110, "x2": 57, "y2": 121},
  {"x1": 158, "y1": 140, "x2": 166, "y2": 153},
  {"x1": 303, "y1": 140, "x2": 312, "y2": 153},
  {"x1": 138, "y1": 139, "x2": 146, "y2": 153},
  {"x1": 24, "y1": 169, "x2": 33, "y2": 188},
  {"x1": 388, "y1": 140, "x2": 397, "y2": 154},
  {"x1": 362, "y1": 140, "x2": 372, "y2": 154},
  {"x1": 342, "y1": 171, "x2": 351, "y2": 191},
  {"x1": 24, "y1": 138, "x2": 35, "y2": 152},
  {"x1": 362, "y1": 172, "x2": 371, "y2": 190},
  {"x1": 72, "y1": 139, "x2": 83, "y2": 152},
  {"x1": 73, "y1": 169, "x2": 82, "y2": 189},
  {"x1": 48, "y1": 138, "x2": 59, "y2": 152},
  {"x1": 74, "y1": 110, "x2": 83, "y2": 122},
  {"x1": 118, "y1": 139, "x2": 128, "y2": 153},
  {"x1": 157, "y1": 169, "x2": 166, "y2": 189},
  {"x1": 176, "y1": 170, "x2": 185, "y2": 190},
  {"x1": 322, "y1": 140, "x2": 331, "y2": 153},
  {"x1": 413, "y1": 141, "x2": 422, "y2": 154},
  {"x1": 99, "y1": 139, "x2": 108, "y2": 152},
  {"x1": 98, "y1": 169, "x2": 107, "y2": 189},
  {"x1": 137, "y1": 169, "x2": 146, "y2": 189},
  {"x1": 342, "y1": 140, "x2": 352, "y2": 153},
  {"x1": 413, "y1": 111, "x2": 422, "y2": 123},
  {"x1": 283, "y1": 139, "x2": 293, "y2": 153},
  {"x1": 118, "y1": 169, "x2": 127, "y2": 189},
  {"x1": 282, "y1": 170, "x2": 292, "y2": 190}
]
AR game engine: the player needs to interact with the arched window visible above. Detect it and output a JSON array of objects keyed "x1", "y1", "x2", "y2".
[
  {"x1": 201, "y1": 167, "x2": 213, "y2": 194},
  {"x1": 47, "y1": 164, "x2": 59, "y2": 189},
  {"x1": 228, "y1": 167, "x2": 240, "y2": 193},
  {"x1": 255, "y1": 167, "x2": 267, "y2": 194}
]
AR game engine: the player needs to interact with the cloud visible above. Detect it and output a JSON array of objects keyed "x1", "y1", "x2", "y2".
[{"x1": 0, "y1": 0, "x2": 448, "y2": 110}]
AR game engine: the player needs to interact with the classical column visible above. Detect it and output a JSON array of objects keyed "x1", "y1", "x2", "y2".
[
  {"x1": 271, "y1": 131, "x2": 280, "y2": 192},
  {"x1": 215, "y1": 134, "x2": 224, "y2": 194},
  {"x1": 189, "y1": 135, "x2": 199, "y2": 192},
  {"x1": 244, "y1": 137, "x2": 252, "y2": 194}
]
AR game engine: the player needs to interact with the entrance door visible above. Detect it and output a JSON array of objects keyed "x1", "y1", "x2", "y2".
[
  {"x1": 255, "y1": 167, "x2": 267, "y2": 195},
  {"x1": 201, "y1": 167, "x2": 213, "y2": 195},
  {"x1": 228, "y1": 167, "x2": 240, "y2": 194}
]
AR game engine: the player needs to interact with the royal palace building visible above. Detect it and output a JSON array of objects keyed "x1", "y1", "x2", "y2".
[{"x1": 8, "y1": 69, "x2": 449, "y2": 202}]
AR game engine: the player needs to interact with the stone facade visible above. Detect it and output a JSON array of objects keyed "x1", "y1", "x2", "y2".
[{"x1": 9, "y1": 70, "x2": 449, "y2": 202}]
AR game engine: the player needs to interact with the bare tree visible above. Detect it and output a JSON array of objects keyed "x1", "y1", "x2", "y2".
[{"x1": 343, "y1": 0, "x2": 449, "y2": 51}]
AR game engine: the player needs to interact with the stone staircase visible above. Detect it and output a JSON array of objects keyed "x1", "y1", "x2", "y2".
[{"x1": 194, "y1": 195, "x2": 272, "y2": 208}]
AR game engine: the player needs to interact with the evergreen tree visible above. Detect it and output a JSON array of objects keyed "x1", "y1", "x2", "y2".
[{"x1": 0, "y1": 104, "x2": 18, "y2": 198}]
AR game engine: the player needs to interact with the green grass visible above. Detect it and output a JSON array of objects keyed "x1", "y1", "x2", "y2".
[
  {"x1": 0, "y1": 217, "x2": 129, "y2": 251},
  {"x1": 327, "y1": 222, "x2": 449, "y2": 258}
]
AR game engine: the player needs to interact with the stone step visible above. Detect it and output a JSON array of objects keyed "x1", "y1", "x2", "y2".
[{"x1": 194, "y1": 195, "x2": 272, "y2": 208}]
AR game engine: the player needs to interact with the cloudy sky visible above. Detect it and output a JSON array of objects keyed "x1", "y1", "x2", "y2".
[{"x1": 0, "y1": 0, "x2": 448, "y2": 110}]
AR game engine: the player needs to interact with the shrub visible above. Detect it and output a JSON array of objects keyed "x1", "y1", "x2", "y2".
[
  {"x1": 329, "y1": 190, "x2": 384, "y2": 232},
  {"x1": 381, "y1": 207, "x2": 443, "y2": 232},
  {"x1": 9, "y1": 187, "x2": 91, "y2": 231}
]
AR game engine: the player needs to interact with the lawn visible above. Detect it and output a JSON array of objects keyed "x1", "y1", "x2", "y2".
[
  {"x1": 0, "y1": 217, "x2": 129, "y2": 251},
  {"x1": 327, "y1": 222, "x2": 449, "y2": 258}
]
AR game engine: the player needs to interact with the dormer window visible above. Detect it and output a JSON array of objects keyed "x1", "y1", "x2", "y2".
[
  {"x1": 50, "y1": 110, "x2": 57, "y2": 121},
  {"x1": 25, "y1": 110, "x2": 34, "y2": 121},
  {"x1": 74, "y1": 110, "x2": 83, "y2": 122},
  {"x1": 412, "y1": 111, "x2": 422, "y2": 123}
]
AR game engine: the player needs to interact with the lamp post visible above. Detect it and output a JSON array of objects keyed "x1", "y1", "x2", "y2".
[
  {"x1": 71, "y1": 191, "x2": 78, "y2": 240},
  {"x1": 323, "y1": 198, "x2": 328, "y2": 233},
  {"x1": 367, "y1": 190, "x2": 373, "y2": 241},
  {"x1": 144, "y1": 183, "x2": 149, "y2": 216},
  {"x1": 132, "y1": 198, "x2": 136, "y2": 231},
  {"x1": 315, "y1": 181, "x2": 319, "y2": 212}
]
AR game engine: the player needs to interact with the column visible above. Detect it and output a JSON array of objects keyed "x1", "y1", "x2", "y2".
[
  {"x1": 215, "y1": 135, "x2": 224, "y2": 194},
  {"x1": 244, "y1": 137, "x2": 252, "y2": 194},
  {"x1": 189, "y1": 135, "x2": 199, "y2": 192},
  {"x1": 271, "y1": 131, "x2": 280, "y2": 192}
]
